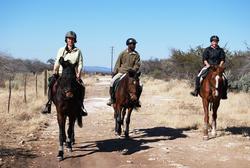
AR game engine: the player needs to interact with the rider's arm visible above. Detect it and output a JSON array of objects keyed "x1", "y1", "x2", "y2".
[
  {"x1": 114, "y1": 52, "x2": 123, "y2": 74},
  {"x1": 219, "y1": 61, "x2": 224, "y2": 67},
  {"x1": 202, "y1": 48, "x2": 210, "y2": 67},
  {"x1": 219, "y1": 49, "x2": 226, "y2": 67},
  {"x1": 204, "y1": 60, "x2": 210, "y2": 67},
  {"x1": 132, "y1": 55, "x2": 141, "y2": 71},
  {"x1": 53, "y1": 48, "x2": 63, "y2": 75},
  {"x1": 76, "y1": 50, "x2": 83, "y2": 79}
]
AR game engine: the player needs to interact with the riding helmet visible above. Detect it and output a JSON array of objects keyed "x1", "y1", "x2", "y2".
[
  {"x1": 210, "y1": 35, "x2": 219, "y2": 42},
  {"x1": 126, "y1": 38, "x2": 137, "y2": 45},
  {"x1": 65, "y1": 31, "x2": 77, "y2": 43}
]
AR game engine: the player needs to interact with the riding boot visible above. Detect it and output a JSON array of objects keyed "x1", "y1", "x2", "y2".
[
  {"x1": 41, "y1": 74, "x2": 58, "y2": 114},
  {"x1": 221, "y1": 78, "x2": 228, "y2": 100},
  {"x1": 107, "y1": 87, "x2": 114, "y2": 106},
  {"x1": 80, "y1": 104, "x2": 88, "y2": 116},
  {"x1": 79, "y1": 83, "x2": 88, "y2": 116},
  {"x1": 41, "y1": 92, "x2": 52, "y2": 114},
  {"x1": 190, "y1": 77, "x2": 201, "y2": 97},
  {"x1": 135, "y1": 85, "x2": 143, "y2": 107}
]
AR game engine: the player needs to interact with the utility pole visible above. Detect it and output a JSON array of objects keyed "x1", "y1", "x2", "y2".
[{"x1": 111, "y1": 46, "x2": 114, "y2": 74}]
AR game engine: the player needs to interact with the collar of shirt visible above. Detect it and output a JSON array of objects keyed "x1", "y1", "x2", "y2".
[
  {"x1": 126, "y1": 49, "x2": 137, "y2": 55},
  {"x1": 210, "y1": 45, "x2": 220, "y2": 50},
  {"x1": 65, "y1": 45, "x2": 78, "y2": 53}
]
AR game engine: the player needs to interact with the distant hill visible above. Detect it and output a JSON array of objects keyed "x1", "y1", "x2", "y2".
[
  {"x1": 84, "y1": 66, "x2": 111, "y2": 74},
  {"x1": 0, "y1": 52, "x2": 51, "y2": 79}
]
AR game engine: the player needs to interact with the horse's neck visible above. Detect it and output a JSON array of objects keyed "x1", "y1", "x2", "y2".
[{"x1": 117, "y1": 75, "x2": 129, "y2": 93}]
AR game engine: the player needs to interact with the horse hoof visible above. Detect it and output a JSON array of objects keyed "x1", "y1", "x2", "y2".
[
  {"x1": 203, "y1": 135, "x2": 209, "y2": 141},
  {"x1": 67, "y1": 148, "x2": 73, "y2": 152},
  {"x1": 66, "y1": 142, "x2": 72, "y2": 152},
  {"x1": 57, "y1": 151, "x2": 64, "y2": 161},
  {"x1": 211, "y1": 131, "x2": 217, "y2": 137},
  {"x1": 124, "y1": 132, "x2": 129, "y2": 138}
]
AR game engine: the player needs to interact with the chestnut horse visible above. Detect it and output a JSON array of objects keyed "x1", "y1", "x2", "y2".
[
  {"x1": 113, "y1": 70, "x2": 141, "y2": 138},
  {"x1": 52, "y1": 57, "x2": 83, "y2": 161},
  {"x1": 199, "y1": 65, "x2": 225, "y2": 140}
]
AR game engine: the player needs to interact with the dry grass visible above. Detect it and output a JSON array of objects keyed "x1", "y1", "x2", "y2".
[
  {"x1": 0, "y1": 73, "x2": 48, "y2": 146},
  {"x1": 140, "y1": 77, "x2": 250, "y2": 130}
]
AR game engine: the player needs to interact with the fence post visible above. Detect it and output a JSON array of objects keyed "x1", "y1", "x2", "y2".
[
  {"x1": 44, "y1": 70, "x2": 48, "y2": 96},
  {"x1": 35, "y1": 73, "x2": 38, "y2": 98},
  {"x1": 8, "y1": 78, "x2": 11, "y2": 113},
  {"x1": 24, "y1": 74, "x2": 27, "y2": 103}
]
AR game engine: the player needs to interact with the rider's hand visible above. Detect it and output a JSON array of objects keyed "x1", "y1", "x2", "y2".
[
  {"x1": 53, "y1": 73, "x2": 59, "y2": 79},
  {"x1": 206, "y1": 64, "x2": 211, "y2": 68},
  {"x1": 76, "y1": 73, "x2": 81, "y2": 80}
]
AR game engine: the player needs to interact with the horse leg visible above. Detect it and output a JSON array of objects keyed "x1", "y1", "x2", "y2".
[
  {"x1": 71, "y1": 120, "x2": 75, "y2": 145},
  {"x1": 124, "y1": 108, "x2": 133, "y2": 138},
  {"x1": 66, "y1": 116, "x2": 74, "y2": 152},
  {"x1": 202, "y1": 98, "x2": 209, "y2": 140},
  {"x1": 57, "y1": 113, "x2": 66, "y2": 161},
  {"x1": 116, "y1": 106, "x2": 122, "y2": 136},
  {"x1": 212, "y1": 101, "x2": 220, "y2": 137},
  {"x1": 121, "y1": 108, "x2": 126, "y2": 134}
]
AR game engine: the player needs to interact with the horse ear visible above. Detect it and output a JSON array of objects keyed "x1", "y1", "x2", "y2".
[
  {"x1": 136, "y1": 71, "x2": 141, "y2": 78},
  {"x1": 128, "y1": 69, "x2": 136, "y2": 77},
  {"x1": 59, "y1": 57, "x2": 66, "y2": 67}
]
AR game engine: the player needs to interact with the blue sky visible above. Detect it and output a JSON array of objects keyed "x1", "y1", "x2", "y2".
[{"x1": 1, "y1": 0, "x2": 250, "y2": 67}]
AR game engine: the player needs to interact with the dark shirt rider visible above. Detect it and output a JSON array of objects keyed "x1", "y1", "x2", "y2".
[{"x1": 190, "y1": 35, "x2": 228, "y2": 99}]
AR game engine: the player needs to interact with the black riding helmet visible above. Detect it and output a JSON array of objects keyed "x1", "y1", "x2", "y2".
[
  {"x1": 65, "y1": 31, "x2": 77, "y2": 43},
  {"x1": 126, "y1": 38, "x2": 137, "y2": 45},
  {"x1": 210, "y1": 35, "x2": 219, "y2": 42}
]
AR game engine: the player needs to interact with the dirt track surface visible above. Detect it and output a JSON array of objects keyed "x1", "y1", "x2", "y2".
[{"x1": 5, "y1": 76, "x2": 250, "y2": 168}]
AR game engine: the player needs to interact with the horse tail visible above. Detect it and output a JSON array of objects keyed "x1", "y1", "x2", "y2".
[{"x1": 77, "y1": 115, "x2": 83, "y2": 128}]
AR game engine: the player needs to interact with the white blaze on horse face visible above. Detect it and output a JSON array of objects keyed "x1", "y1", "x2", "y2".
[{"x1": 215, "y1": 75, "x2": 220, "y2": 96}]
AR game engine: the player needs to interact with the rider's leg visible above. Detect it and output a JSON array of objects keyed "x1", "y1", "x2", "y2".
[
  {"x1": 191, "y1": 67, "x2": 208, "y2": 96},
  {"x1": 107, "y1": 73, "x2": 123, "y2": 106},
  {"x1": 221, "y1": 73, "x2": 228, "y2": 99},
  {"x1": 78, "y1": 80, "x2": 88, "y2": 116},
  {"x1": 135, "y1": 84, "x2": 143, "y2": 107},
  {"x1": 41, "y1": 74, "x2": 58, "y2": 114}
]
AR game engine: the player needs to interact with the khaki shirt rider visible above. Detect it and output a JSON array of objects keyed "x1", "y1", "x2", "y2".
[
  {"x1": 111, "y1": 49, "x2": 141, "y2": 87},
  {"x1": 54, "y1": 46, "x2": 83, "y2": 75}
]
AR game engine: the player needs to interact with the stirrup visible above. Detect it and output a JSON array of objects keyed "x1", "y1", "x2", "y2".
[
  {"x1": 107, "y1": 98, "x2": 114, "y2": 106},
  {"x1": 41, "y1": 104, "x2": 51, "y2": 114},
  {"x1": 80, "y1": 107, "x2": 88, "y2": 116},
  {"x1": 190, "y1": 90, "x2": 198, "y2": 97}
]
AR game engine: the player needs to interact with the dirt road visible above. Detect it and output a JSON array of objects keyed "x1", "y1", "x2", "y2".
[{"x1": 8, "y1": 76, "x2": 250, "y2": 168}]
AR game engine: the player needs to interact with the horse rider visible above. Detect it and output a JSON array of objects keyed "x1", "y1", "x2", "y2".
[
  {"x1": 190, "y1": 35, "x2": 228, "y2": 99},
  {"x1": 107, "y1": 38, "x2": 142, "y2": 106},
  {"x1": 42, "y1": 31, "x2": 88, "y2": 116}
]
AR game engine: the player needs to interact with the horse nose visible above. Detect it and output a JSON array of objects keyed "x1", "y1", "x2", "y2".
[
  {"x1": 65, "y1": 89, "x2": 74, "y2": 98},
  {"x1": 130, "y1": 93, "x2": 137, "y2": 101}
]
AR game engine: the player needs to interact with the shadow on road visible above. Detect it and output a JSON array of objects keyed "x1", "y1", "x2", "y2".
[
  {"x1": 0, "y1": 146, "x2": 38, "y2": 167},
  {"x1": 225, "y1": 126, "x2": 250, "y2": 137},
  {"x1": 64, "y1": 126, "x2": 194, "y2": 160}
]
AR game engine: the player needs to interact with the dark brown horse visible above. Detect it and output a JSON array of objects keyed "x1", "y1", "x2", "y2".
[
  {"x1": 52, "y1": 57, "x2": 83, "y2": 161},
  {"x1": 113, "y1": 70, "x2": 141, "y2": 138},
  {"x1": 199, "y1": 65, "x2": 225, "y2": 140}
]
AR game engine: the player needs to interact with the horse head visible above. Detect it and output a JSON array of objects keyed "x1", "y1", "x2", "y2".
[
  {"x1": 58, "y1": 57, "x2": 78, "y2": 99},
  {"x1": 127, "y1": 69, "x2": 141, "y2": 102},
  {"x1": 209, "y1": 65, "x2": 225, "y2": 97},
  {"x1": 210, "y1": 65, "x2": 225, "y2": 77}
]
